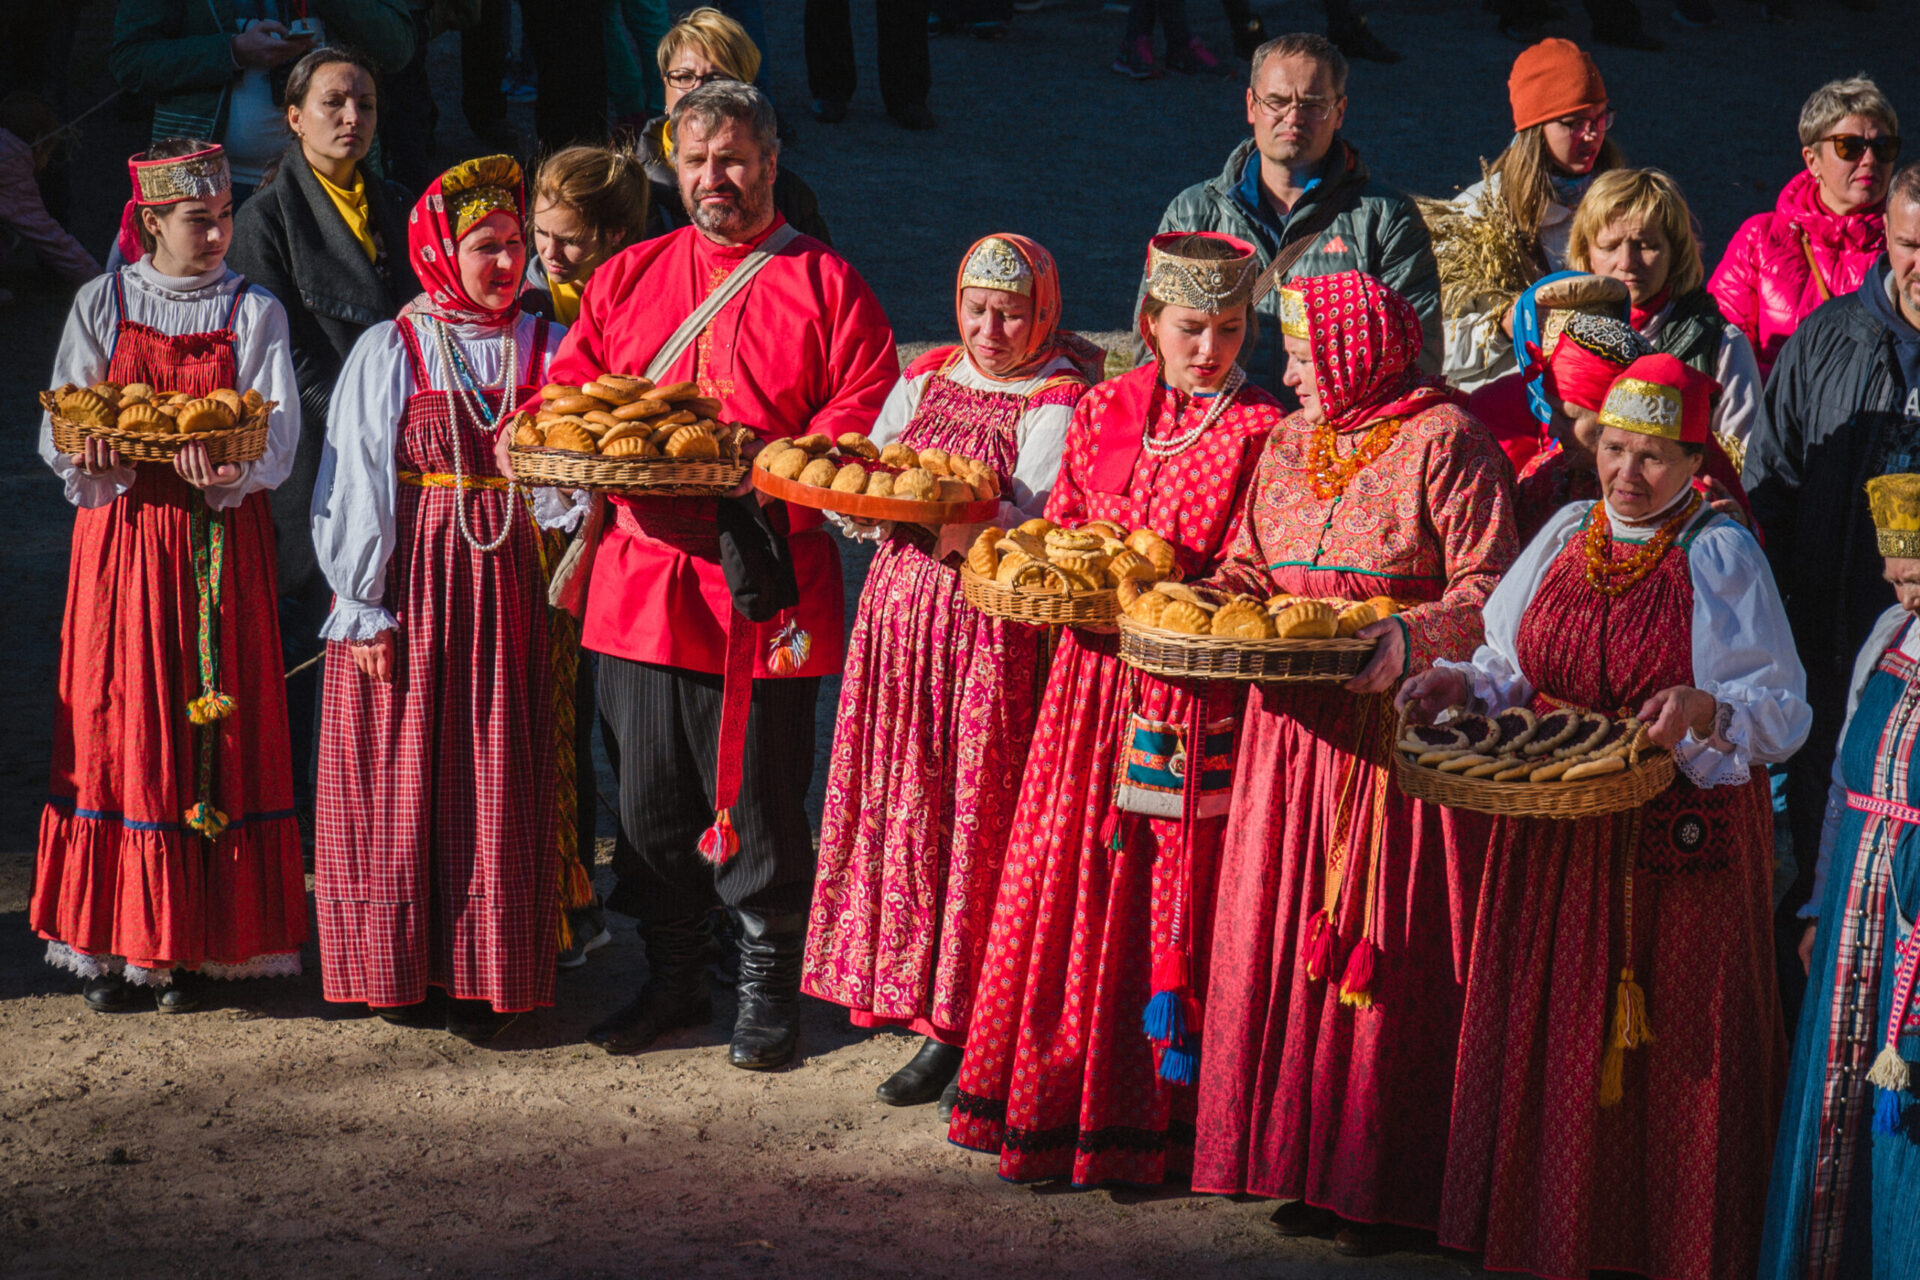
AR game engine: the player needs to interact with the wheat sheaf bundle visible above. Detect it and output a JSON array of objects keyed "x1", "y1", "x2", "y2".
[{"x1": 1418, "y1": 161, "x2": 1540, "y2": 322}]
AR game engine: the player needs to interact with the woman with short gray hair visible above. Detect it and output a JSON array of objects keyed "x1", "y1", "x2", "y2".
[{"x1": 1709, "y1": 75, "x2": 1899, "y2": 380}]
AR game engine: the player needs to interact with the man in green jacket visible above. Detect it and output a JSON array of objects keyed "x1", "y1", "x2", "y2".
[
  {"x1": 1143, "y1": 32, "x2": 1439, "y2": 397},
  {"x1": 111, "y1": 0, "x2": 414, "y2": 191}
]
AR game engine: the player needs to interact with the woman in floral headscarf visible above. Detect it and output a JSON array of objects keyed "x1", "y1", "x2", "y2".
[
  {"x1": 311, "y1": 156, "x2": 576, "y2": 1042},
  {"x1": 803, "y1": 233, "x2": 1097, "y2": 1112},
  {"x1": 1192, "y1": 270, "x2": 1517, "y2": 1257}
]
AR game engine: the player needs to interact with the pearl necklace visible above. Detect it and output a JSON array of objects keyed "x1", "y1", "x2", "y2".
[
  {"x1": 430, "y1": 316, "x2": 519, "y2": 554},
  {"x1": 1144, "y1": 365, "x2": 1245, "y2": 459}
]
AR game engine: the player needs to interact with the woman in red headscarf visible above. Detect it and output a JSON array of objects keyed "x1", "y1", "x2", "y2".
[
  {"x1": 1191, "y1": 271, "x2": 1517, "y2": 1256},
  {"x1": 311, "y1": 156, "x2": 574, "y2": 1042},
  {"x1": 802, "y1": 234, "x2": 1098, "y2": 1110},
  {"x1": 947, "y1": 231, "x2": 1284, "y2": 1186}
]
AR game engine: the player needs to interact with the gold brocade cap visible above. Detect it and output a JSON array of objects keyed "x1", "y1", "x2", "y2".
[
  {"x1": 1868, "y1": 474, "x2": 1920, "y2": 558},
  {"x1": 128, "y1": 145, "x2": 230, "y2": 206},
  {"x1": 958, "y1": 236, "x2": 1032, "y2": 296},
  {"x1": 442, "y1": 154, "x2": 523, "y2": 238},
  {"x1": 1144, "y1": 232, "x2": 1257, "y2": 313}
]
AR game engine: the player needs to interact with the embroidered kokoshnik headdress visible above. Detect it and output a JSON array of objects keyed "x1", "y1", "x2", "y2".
[
  {"x1": 1143, "y1": 232, "x2": 1257, "y2": 313},
  {"x1": 115, "y1": 144, "x2": 233, "y2": 265},
  {"x1": 1868, "y1": 473, "x2": 1920, "y2": 559}
]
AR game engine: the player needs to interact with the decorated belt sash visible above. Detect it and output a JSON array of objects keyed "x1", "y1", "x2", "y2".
[{"x1": 1844, "y1": 790, "x2": 1920, "y2": 1132}]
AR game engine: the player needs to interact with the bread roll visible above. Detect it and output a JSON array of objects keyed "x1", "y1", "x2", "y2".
[
  {"x1": 597, "y1": 421, "x2": 650, "y2": 446},
  {"x1": 539, "y1": 383, "x2": 581, "y2": 401},
  {"x1": 651, "y1": 380, "x2": 700, "y2": 401},
  {"x1": 544, "y1": 422, "x2": 597, "y2": 453},
  {"x1": 1106, "y1": 549, "x2": 1158, "y2": 582},
  {"x1": 208, "y1": 388, "x2": 243, "y2": 416},
  {"x1": 601, "y1": 436, "x2": 659, "y2": 458},
  {"x1": 1211, "y1": 600, "x2": 1277, "y2": 639},
  {"x1": 512, "y1": 420, "x2": 547, "y2": 448},
  {"x1": 584, "y1": 378, "x2": 647, "y2": 405},
  {"x1": 995, "y1": 549, "x2": 1035, "y2": 583},
  {"x1": 119, "y1": 382, "x2": 155, "y2": 404},
  {"x1": 865, "y1": 471, "x2": 894, "y2": 497},
  {"x1": 916, "y1": 447, "x2": 952, "y2": 476},
  {"x1": 831, "y1": 461, "x2": 868, "y2": 492},
  {"x1": 1159, "y1": 600, "x2": 1213, "y2": 635},
  {"x1": 1127, "y1": 590, "x2": 1172, "y2": 626},
  {"x1": 798, "y1": 457, "x2": 839, "y2": 487},
  {"x1": 792, "y1": 433, "x2": 834, "y2": 454},
  {"x1": 1272, "y1": 600, "x2": 1338, "y2": 639},
  {"x1": 967, "y1": 528, "x2": 1004, "y2": 577},
  {"x1": 754, "y1": 438, "x2": 796, "y2": 470},
  {"x1": 546, "y1": 394, "x2": 603, "y2": 416},
  {"x1": 893, "y1": 468, "x2": 936, "y2": 500},
  {"x1": 769, "y1": 447, "x2": 810, "y2": 480},
  {"x1": 1334, "y1": 602, "x2": 1379, "y2": 637},
  {"x1": 175, "y1": 398, "x2": 235, "y2": 433},
  {"x1": 115, "y1": 403, "x2": 172, "y2": 434},
  {"x1": 1016, "y1": 517, "x2": 1056, "y2": 538},
  {"x1": 613, "y1": 397, "x2": 671, "y2": 421},
  {"x1": 934, "y1": 476, "x2": 973, "y2": 503},
  {"x1": 1124, "y1": 529, "x2": 1178, "y2": 580},
  {"x1": 836, "y1": 433, "x2": 880, "y2": 461},
  {"x1": 878, "y1": 442, "x2": 918, "y2": 469},
  {"x1": 58, "y1": 388, "x2": 117, "y2": 428},
  {"x1": 665, "y1": 426, "x2": 720, "y2": 459},
  {"x1": 681, "y1": 396, "x2": 724, "y2": 419}
]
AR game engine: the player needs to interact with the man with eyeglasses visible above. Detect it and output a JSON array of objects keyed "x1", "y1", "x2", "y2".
[
  {"x1": 1747, "y1": 160, "x2": 1920, "y2": 1020},
  {"x1": 1140, "y1": 32, "x2": 1438, "y2": 399}
]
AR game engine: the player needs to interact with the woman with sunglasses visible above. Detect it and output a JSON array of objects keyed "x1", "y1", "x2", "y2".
[
  {"x1": 1710, "y1": 77, "x2": 1898, "y2": 382},
  {"x1": 632, "y1": 7, "x2": 830, "y2": 244},
  {"x1": 1433, "y1": 39, "x2": 1622, "y2": 393}
]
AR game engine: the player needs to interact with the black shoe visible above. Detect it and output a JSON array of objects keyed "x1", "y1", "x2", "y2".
[
  {"x1": 1268, "y1": 1200, "x2": 1338, "y2": 1236},
  {"x1": 82, "y1": 973, "x2": 133, "y2": 1013},
  {"x1": 1331, "y1": 17, "x2": 1400, "y2": 63},
  {"x1": 888, "y1": 102, "x2": 937, "y2": 132},
  {"x1": 810, "y1": 98, "x2": 848, "y2": 124},
  {"x1": 875, "y1": 1038, "x2": 964, "y2": 1106},
  {"x1": 1592, "y1": 22, "x2": 1664, "y2": 48},
  {"x1": 446, "y1": 998, "x2": 518, "y2": 1043},
  {"x1": 155, "y1": 972, "x2": 199, "y2": 1014},
  {"x1": 937, "y1": 1078, "x2": 959, "y2": 1124},
  {"x1": 557, "y1": 897, "x2": 612, "y2": 970},
  {"x1": 589, "y1": 916, "x2": 714, "y2": 1053},
  {"x1": 727, "y1": 909, "x2": 806, "y2": 1070},
  {"x1": 375, "y1": 988, "x2": 446, "y2": 1028}
]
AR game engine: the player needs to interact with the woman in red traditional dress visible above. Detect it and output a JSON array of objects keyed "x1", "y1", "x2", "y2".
[
  {"x1": 33, "y1": 140, "x2": 304, "y2": 1014},
  {"x1": 311, "y1": 156, "x2": 572, "y2": 1043},
  {"x1": 1191, "y1": 271, "x2": 1517, "y2": 1257},
  {"x1": 946, "y1": 231, "x2": 1282, "y2": 1186},
  {"x1": 803, "y1": 234, "x2": 1095, "y2": 1112},
  {"x1": 1399, "y1": 354, "x2": 1809, "y2": 1280}
]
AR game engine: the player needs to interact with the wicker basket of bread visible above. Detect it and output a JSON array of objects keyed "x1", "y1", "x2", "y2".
[
  {"x1": 1393, "y1": 706, "x2": 1675, "y2": 819},
  {"x1": 504, "y1": 374, "x2": 754, "y2": 494},
  {"x1": 958, "y1": 519, "x2": 1179, "y2": 627},
  {"x1": 752, "y1": 434, "x2": 1002, "y2": 525},
  {"x1": 42, "y1": 382, "x2": 273, "y2": 464},
  {"x1": 1117, "y1": 586, "x2": 1388, "y2": 682}
]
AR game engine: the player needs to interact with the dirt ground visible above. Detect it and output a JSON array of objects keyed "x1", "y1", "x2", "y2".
[{"x1": 4, "y1": 0, "x2": 1918, "y2": 1275}]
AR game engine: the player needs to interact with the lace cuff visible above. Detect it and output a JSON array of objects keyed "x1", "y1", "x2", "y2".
[
  {"x1": 319, "y1": 599, "x2": 399, "y2": 643},
  {"x1": 1675, "y1": 700, "x2": 1751, "y2": 789},
  {"x1": 825, "y1": 510, "x2": 893, "y2": 543},
  {"x1": 1434, "y1": 654, "x2": 1528, "y2": 715}
]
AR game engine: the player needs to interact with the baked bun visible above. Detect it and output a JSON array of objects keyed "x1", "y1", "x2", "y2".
[
  {"x1": 1272, "y1": 600, "x2": 1339, "y2": 639},
  {"x1": 583, "y1": 410, "x2": 623, "y2": 432},
  {"x1": 1264, "y1": 593, "x2": 1298, "y2": 615},
  {"x1": 793, "y1": 433, "x2": 834, "y2": 454},
  {"x1": 934, "y1": 476, "x2": 973, "y2": 503},
  {"x1": 878, "y1": 443, "x2": 918, "y2": 469},
  {"x1": 831, "y1": 461, "x2": 868, "y2": 493},
  {"x1": 612, "y1": 398, "x2": 669, "y2": 421},
  {"x1": 513, "y1": 419, "x2": 547, "y2": 448},
  {"x1": 544, "y1": 422, "x2": 597, "y2": 453},
  {"x1": 58, "y1": 387, "x2": 117, "y2": 429},
  {"x1": 681, "y1": 396, "x2": 724, "y2": 419},
  {"x1": 1159, "y1": 600, "x2": 1213, "y2": 635},
  {"x1": 176, "y1": 398, "x2": 236, "y2": 433},
  {"x1": 1106, "y1": 549, "x2": 1158, "y2": 582},
  {"x1": 964, "y1": 465, "x2": 1000, "y2": 501},
  {"x1": 208, "y1": 388, "x2": 243, "y2": 416},
  {"x1": 1016, "y1": 517, "x2": 1056, "y2": 538},
  {"x1": 836, "y1": 433, "x2": 880, "y2": 461},
  {"x1": 1334, "y1": 602, "x2": 1379, "y2": 637},
  {"x1": 769, "y1": 448, "x2": 810, "y2": 480},
  {"x1": 583, "y1": 378, "x2": 647, "y2": 405},
  {"x1": 1211, "y1": 599, "x2": 1276, "y2": 639},
  {"x1": 119, "y1": 382, "x2": 155, "y2": 404},
  {"x1": 650, "y1": 380, "x2": 700, "y2": 402},
  {"x1": 995, "y1": 530, "x2": 1047, "y2": 560},
  {"x1": 88, "y1": 381, "x2": 124, "y2": 405},
  {"x1": 1116, "y1": 577, "x2": 1151, "y2": 610},
  {"x1": 967, "y1": 528, "x2": 1004, "y2": 577},
  {"x1": 1083, "y1": 519, "x2": 1128, "y2": 540},
  {"x1": 1125, "y1": 529, "x2": 1178, "y2": 580},
  {"x1": 995, "y1": 549, "x2": 1035, "y2": 583},
  {"x1": 601, "y1": 436, "x2": 660, "y2": 458},
  {"x1": 116, "y1": 403, "x2": 172, "y2": 434},
  {"x1": 240, "y1": 388, "x2": 265, "y2": 414},
  {"x1": 597, "y1": 422, "x2": 650, "y2": 446},
  {"x1": 916, "y1": 447, "x2": 952, "y2": 476},
  {"x1": 1364, "y1": 595, "x2": 1401, "y2": 619},
  {"x1": 865, "y1": 471, "x2": 894, "y2": 497},
  {"x1": 893, "y1": 468, "x2": 936, "y2": 500},
  {"x1": 1154, "y1": 581, "x2": 1223, "y2": 609},
  {"x1": 798, "y1": 457, "x2": 840, "y2": 487},
  {"x1": 754, "y1": 438, "x2": 796, "y2": 470},
  {"x1": 546, "y1": 394, "x2": 603, "y2": 416},
  {"x1": 664, "y1": 426, "x2": 720, "y2": 459},
  {"x1": 539, "y1": 383, "x2": 581, "y2": 401},
  {"x1": 1127, "y1": 591, "x2": 1172, "y2": 626},
  {"x1": 1044, "y1": 528, "x2": 1103, "y2": 554}
]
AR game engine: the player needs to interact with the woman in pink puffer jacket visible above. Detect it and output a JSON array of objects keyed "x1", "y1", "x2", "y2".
[{"x1": 1708, "y1": 75, "x2": 1898, "y2": 380}]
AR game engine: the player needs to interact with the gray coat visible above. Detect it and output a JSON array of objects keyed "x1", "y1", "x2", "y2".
[
  {"x1": 228, "y1": 145, "x2": 418, "y2": 602},
  {"x1": 1142, "y1": 137, "x2": 1441, "y2": 396}
]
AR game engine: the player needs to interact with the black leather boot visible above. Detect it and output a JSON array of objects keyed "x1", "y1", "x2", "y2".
[
  {"x1": 155, "y1": 970, "x2": 200, "y2": 1014},
  {"x1": 82, "y1": 973, "x2": 133, "y2": 1013},
  {"x1": 876, "y1": 1037, "x2": 963, "y2": 1106},
  {"x1": 727, "y1": 909, "x2": 806, "y2": 1070},
  {"x1": 587, "y1": 915, "x2": 714, "y2": 1053}
]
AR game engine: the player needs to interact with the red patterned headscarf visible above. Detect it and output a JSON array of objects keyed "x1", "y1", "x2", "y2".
[
  {"x1": 401, "y1": 154, "x2": 525, "y2": 330},
  {"x1": 1277, "y1": 270, "x2": 1457, "y2": 431}
]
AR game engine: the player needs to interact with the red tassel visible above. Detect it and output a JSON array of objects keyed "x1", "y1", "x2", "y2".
[
  {"x1": 1097, "y1": 807, "x2": 1120, "y2": 851},
  {"x1": 1151, "y1": 948, "x2": 1189, "y2": 996},
  {"x1": 696, "y1": 809, "x2": 739, "y2": 865},
  {"x1": 1338, "y1": 939, "x2": 1378, "y2": 1009},
  {"x1": 1303, "y1": 909, "x2": 1335, "y2": 981}
]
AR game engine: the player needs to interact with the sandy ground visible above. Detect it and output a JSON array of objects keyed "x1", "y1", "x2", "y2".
[{"x1": 4, "y1": 0, "x2": 1919, "y2": 1275}]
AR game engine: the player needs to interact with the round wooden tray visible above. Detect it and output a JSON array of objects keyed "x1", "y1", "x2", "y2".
[
  {"x1": 42, "y1": 392, "x2": 273, "y2": 465},
  {"x1": 1116, "y1": 612, "x2": 1377, "y2": 682},
  {"x1": 508, "y1": 445, "x2": 746, "y2": 495},
  {"x1": 959, "y1": 564, "x2": 1119, "y2": 627},
  {"x1": 1393, "y1": 741, "x2": 1675, "y2": 819},
  {"x1": 753, "y1": 468, "x2": 1000, "y2": 526}
]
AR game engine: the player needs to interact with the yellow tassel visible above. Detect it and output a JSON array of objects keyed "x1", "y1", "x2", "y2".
[
  {"x1": 1598, "y1": 967, "x2": 1653, "y2": 1108},
  {"x1": 561, "y1": 858, "x2": 593, "y2": 910},
  {"x1": 556, "y1": 905, "x2": 575, "y2": 954},
  {"x1": 187, "y1": 691, "x2": 237, "y2": 725},
  {"x1": 1867, "y1": 1043, "x2": 1913, "y2": 1094},
  {"x1": 182, "y1": 801, "x2": 231, "y2": 839}
]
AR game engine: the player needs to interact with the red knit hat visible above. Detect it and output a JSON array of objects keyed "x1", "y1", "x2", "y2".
[
  {"x1": 1598, "y1": 353, "x2": 1718, "y2": 446},
  {"x1": 1509, "y1": 38, "x2": 1607, "y2": 132}
]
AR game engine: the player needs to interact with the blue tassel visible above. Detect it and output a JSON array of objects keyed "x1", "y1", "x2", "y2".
[
  {"x1": 1143, "y1": 988, "x2": 1186, "y2": 1047},
  {"x1": 1873, "y1": 1086, "x2": 1903, "y2": 1136},
  {"x1": 1157, "y1": 1042, "x2": 1199, "y2": 1086}
]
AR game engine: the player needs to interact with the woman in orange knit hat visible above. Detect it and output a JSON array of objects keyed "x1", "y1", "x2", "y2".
[{"x1": 1432, "y1": 39, "x2": 1625, "y2": 392}]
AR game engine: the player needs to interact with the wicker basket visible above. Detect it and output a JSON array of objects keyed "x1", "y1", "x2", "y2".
[
  {"x1": 1116, "y1": 613, "x2": 1377, "y2": 682},
  {"x1": 42, "y1": 392, "x2": 273, "y2": 465},
  {"x1": 508, "y1": 445, "x2": 748, "y2": 495},
  {"x1": 1393, "y1": 742, "x2": 1676, "y2": 819},
  {"x1": 960, "y1": 565, "x2": 1118, "y2": 627}
]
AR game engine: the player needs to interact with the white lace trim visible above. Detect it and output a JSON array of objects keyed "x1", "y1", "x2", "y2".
[
  {"x1": 318, "y1": 601, "x2": 400, "y2": 643},
  {"x1": 199, "y1": 952, "x2": 303, "y2": 981},
  {"x1": 45, "y1": 941, "x2": 172, "y2": 986}
]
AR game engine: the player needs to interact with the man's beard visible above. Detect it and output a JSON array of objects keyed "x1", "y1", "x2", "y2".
[{"x1": 688, "y1": 178, "x2": 774, "y2": 238}]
